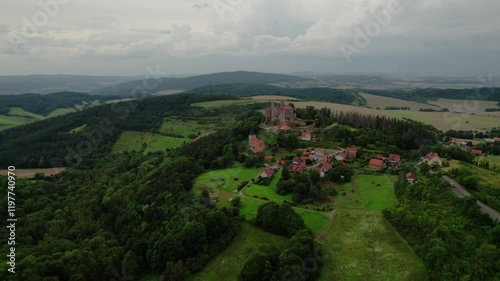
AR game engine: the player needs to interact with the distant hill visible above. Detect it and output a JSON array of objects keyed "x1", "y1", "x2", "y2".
[
  {"x1": 0, "y1": 75, "x2": 139, "y2": 95},
  {"x1": 0, "y1": 92, "x2": 118, "y2": 116},
  {"x1": 93, "y1": 71, "x2": 312, "y2": 96},
  {"x1": 187, "y1": 83, "x2": 364, "y2": 105}
]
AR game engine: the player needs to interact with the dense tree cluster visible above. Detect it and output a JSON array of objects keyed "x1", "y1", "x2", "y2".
[
  {"x1": 240, "y1": 202, "x2": 323, "y2": 281},
  {"x1": 0, "y1": 154, "x2": 241, "y2": 280},
  {"x1": 276, "y1": 171, "x2": 325, "y2": 204},
  {"x1": 319, "y1": 112, "x2": 438, "y2": 150},
  {"x1": 384, "y1": 176, "x2": 499, "y2": 280}
]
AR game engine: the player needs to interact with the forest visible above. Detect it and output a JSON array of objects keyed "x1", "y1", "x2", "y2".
[
  {"x1": 187, "y1": 83, "x2": 362, "y2": 105},
  {"x1": 384, "y1": 174, "x2": 500, "y2": 280},
  {"x1": 0, "y1": 92, "x2": 117, "y2": 116}
]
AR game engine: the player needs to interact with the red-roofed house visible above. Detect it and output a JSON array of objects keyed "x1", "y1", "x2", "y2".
[
  {"x1": 289, "y1": 163, "x2": 307, "y2": 173},
  {"x1": 425, "y1": 152, "x2": 442, "y2": 167},
  {"x1": 335, "y1": 153, "x2": 347, "y2": 161},
  {"x1": 279, "y1": 125, "x2": 291, "y2": 131},
  {"x1": 451, "y1": 139, "x2": 468, "y2": 147},
  {"x1": 494, "y1": 137, "x2": 500, "y2": 142},
  {"x1": 301, "y1": 131, "x2": 313, "y2": 141},
  {"x1": 471, "y1": 149, "x2": 483, "y2": 156},
  {"x1": 345, "y1": 147, "x2": 357, "y2": 159},
  {"x1": 249, "y1": 134, "x2": 266, "y2": 154},
  {"x1": 259, "y1": 169, "x2": 275, "y2": 178},
  {"x1": 278, "y1": 160, "x2": 286, "y2": 167},
  {"x1": 388, "y1": 154, "x2": 401, "y2": 166},
  {"x1": 369, "y1": 159, "x2": 385, "y2": 170},
  {"x1": 265, "y1": 155, "x2": 274, "y2": 162},
  {"x1": 312, "y1": 148, "x2": 325, "y2": 160},
  {"x1": 316, "y1": 163, "x2": 333, "y2": 177},
  {"x1": 406, "y1": 172, "x2": 416, "y2": 183}
]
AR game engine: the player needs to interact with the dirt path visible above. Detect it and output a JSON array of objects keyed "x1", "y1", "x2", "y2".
[{"x1": 442, "y1": 175, "x2": 500, "y2": 222}]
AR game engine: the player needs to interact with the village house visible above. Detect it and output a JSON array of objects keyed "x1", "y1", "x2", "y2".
[
  {"x1": 345, "y1": 147, "x2": 357, "y2": 159},
  {"x1": 451, "y1": 139, "x2": 468, "y2": 147},
  {"x1": 248, "y1": 134, "x2": 266, "y2": 154},
  {"x1": 301, "y1": 131, "x2": 314, "y2": 141},
  {"x1": 388, "y1": 154, "x2": 401, "y2": 166},
  {"x1": 277, "y1": 160, "x2": 286, "y2": 168},
  {"x1": 494, "y1": 137, "x2": 500, "y2": 142},
  {"x1": 334, "y1": 152, "x2": 347, "y2": 161},
  {"x1": 289, "y1": 163, "x2": 307, "y2": 173},
  {"x1": 316, "y1": 162, "x2": 333, "y2": 177},
  {"x1": 405, "y1": 172, "x2": 417, "y2": 183},
  {"x1": 264, "y1": 155, "x2": 274, "y2": 162},
  {"x1": 471, "y1": 149, "x2": 483, "y2": 156},
  {"x1": 425, "y1": 152, "x2": 443, "y2": 167},
  {"x1": 369, "y1": 159, "x2": 385, "y2": 170},
  {"x1": 259, "y1": 169, "x2": 275, "y2": 178},
  {"x1": 312, "y1": 148, "x2": 325, "y2": 160}
]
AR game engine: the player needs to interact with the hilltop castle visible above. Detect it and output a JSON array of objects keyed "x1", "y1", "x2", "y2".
[{"x1": 264, "y1": 101, "x2": 305, "y2": 126}]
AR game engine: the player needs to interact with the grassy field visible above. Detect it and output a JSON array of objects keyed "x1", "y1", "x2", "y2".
[
  {"x1": 442, "y1": 160, "x2": 499, "y2": 188},
  {"x1": 360, "y1": 93, "x2": 437, "y2": 111},
  {"x1": 0, "y1": 107, "x2": 79, "y2": 131},
  {"x1": 194, "y1": 164, "x2": 263, "y2": 192},
  {"x1": 427, "y1": 98, "x2": 500, "y2": 115},
  {"x1": 47, "y1": 107, "x2": 76, "y2": 118},
  {"x1": 192, "y1": 99, "x2": 265, "y2": 108},
  {"x1": 188, "y1": 223, "x2": 288, "y2": 281},
  {"x1": 112, "y1": 131, "x2": 186, "y2": 153},
  {"x1": 318, "y1": 174, "x2": 427, "y2": 281},
  {"x1": 342, "y1": 175, "x2": 398, "y2": 210}
]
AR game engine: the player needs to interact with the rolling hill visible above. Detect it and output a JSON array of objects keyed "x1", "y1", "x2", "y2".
[{"x1": 92, "y1": 71, "x2": 312, "y2": 96}]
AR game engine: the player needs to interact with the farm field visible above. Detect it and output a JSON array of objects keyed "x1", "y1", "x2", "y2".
[
  {"x1": 188, "y1": 223, "x2": 288, "y2": 281},
  {"x1": 360, "y1": 93, "x2": 437, "y2": 111},
  {"x1": 0, "y1": 106, "x2": 79, "y2": 131},
  {"x1": 427, "y1": 98, "x2": 500, "y2": 116},
  {"x1": 293, "y1": 100, "x2": 500, "y2": 132},
  {"x1": 192, "y1": 99, "x2": 265, "y2": 108},
  {"x1": 318, "y1": 174, "x2": 427, "y2": 281},
  {"x1": 480, "y1": 155, "x2": 500, "y2": 166},
  {"x1": 251, "y1": 95, "x2": 296, "y2": 100}
]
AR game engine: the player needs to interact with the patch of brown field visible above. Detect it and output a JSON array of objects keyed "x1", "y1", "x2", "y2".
[
  {"x1": 105, "y1": 98, "x2": 137, "y2": 104},
  {"x1": 74, "y1": 101, "x2": 88, "y2": 110},
  {"x1": 251, "y1": 95, "x2": 297, "y2": 100},
  {"x1": 155, "y1": 89, "x2": 185, "y2": 95},
  {"x1": 427, "y1": 98, "x2": 500, "y2": 116},
  {"x1": 292, "y1": 101, "x2": 396, "y2": 119},
  {"x1": 360, "y1": 93, "x2": 438, "y2": 111},
  {"x1": 0, "y1": 168, "x2": 65, "y2": 178}
]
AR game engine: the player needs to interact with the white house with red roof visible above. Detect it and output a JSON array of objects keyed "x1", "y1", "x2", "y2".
[
  {"x1": 259, "y1": 169, "x2": 275, "y2": 178},
  {"x1": 425, "y1": 152, "x2": 442, "y2": 166},
  {"x1": 249, "y1": 134, "x2": 266, "y2": 154}
]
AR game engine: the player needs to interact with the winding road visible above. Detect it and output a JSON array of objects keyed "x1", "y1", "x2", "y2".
[{"x1": 442, "y1": 175, "x2": 500, "y2": 222}]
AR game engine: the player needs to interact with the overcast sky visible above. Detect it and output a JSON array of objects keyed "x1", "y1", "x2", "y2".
[{"x1": 1, "y1": 0, "x2": 499, "y2": 76}]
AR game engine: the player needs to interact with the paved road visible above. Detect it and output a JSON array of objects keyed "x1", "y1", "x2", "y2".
[{"x1": 442, "y1": 175, "x2": 500, "y2": 222}]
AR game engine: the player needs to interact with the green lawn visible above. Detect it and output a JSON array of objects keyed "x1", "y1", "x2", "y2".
[
  {"x1": 243, "y1": 170, "x2": 293, "y2": 203},
  {"x1": 188, "y1": 223, "x2": 288, "y2": 281},
  {"x1": 318, "y1": 174, "x2": 427, "y2": 281},
  {"x1": 319, "y1": 210, "x2": 428, "y2": 281},
  {"x1": 0, "y1": 107, "x2": 80, "y2": 131},
  {"x1": 194, "y1": 164, "x2": 263, "y2": 192},
  {"x1": 294, "y1": 209, "x2": 329, "y2": 234},
  {"x1": 342, "y1": 174, "x2": 397, "y2": 210}
]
